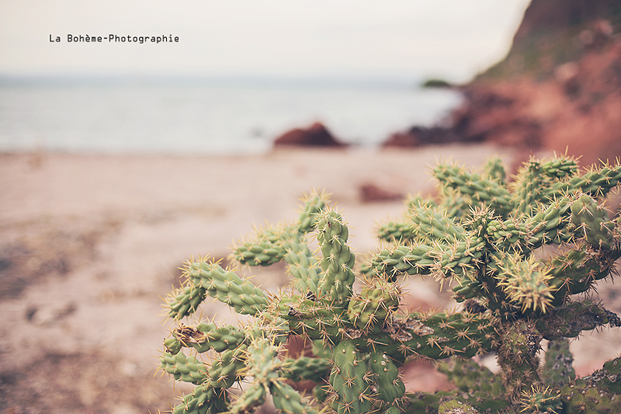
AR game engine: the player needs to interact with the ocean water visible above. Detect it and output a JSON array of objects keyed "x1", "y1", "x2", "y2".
[{"x1": 0, "y1": 78, "x2": 462, "y2": 155}]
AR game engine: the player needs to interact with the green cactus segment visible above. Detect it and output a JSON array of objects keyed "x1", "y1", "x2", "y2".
[
  {"x1": 166, "y1": 283, "x2": 208, "y2": 320},
  {"x1": 404, "y1": 311, "x2": 498, "y2": 359},
  {"x1": 312, "y1": 383, "x2": 329, "y2": 404},
  {"x1": 285, "y1": 301, "x2": 498, "y2": 361},
  {"x1": 207, "y1": 346, "x2": 248, "y2": 388},
  {"x1": 561, "y1": 385, "x2": 621, "y2": 414},
  {"x1": 451, "y1": 264, "x2": 510, "y2": 312},
  {"x1": 281, "y1": 232, "x2": 323, "y2": 295},
  {"x1": 346, "y1": 278, "x2": 400, "y2": 330},
  {"x1": 159, "y1": 347, "x2": 245, "y2": 414},
  {"x1": 517, "y1": 385, "x2": 563, "y2": 414},
  {"x1": 570, "y1": 194, "x2": 616, "y2": 249},
  {"x1": 438, "y1": 357, "x2": 504, "y2": 398},
  {"x1": 559, "y1": 357, "x2": 621, "y2": 413},
  {"x1": 375, "y1": 196, "x2": 433, "y2": 243},
  {"x1": 450, "y1": 273, "x2": 481, "y2": 302},
  {"x1": 406, "y1": 198, "x2": 467, "y2": 243},
  {"x1": 164, "y1": 336, "x2": 183, "y2": 355},
  {"x1": 433, "y1": 163, "x2": 513, "y2": 218},
  {"x1": 328, "y1": 340, "x2": 372, "y2": 414},
  {"x1": 535, "y1": 300, "x2": 621, "y2": 340},
  {"x1": 508, "y1": 155, "x2": 579, "y2": 216},
  {"x1": 368, "y1": 234, "x2": 486, "y2": 281},
  {"x1": 405, "y1": 193, "x2": 433, "y2": 211},
  {"x1": 230, "y1": 383, "x2": 266, "y2": 414},
  {"x1": 485, "y1": 196, "x2": 573, "y2": 253},
  {"x1": 234, "y1": 225, "x2": 286, "y2": 266},
  {"x1": 172, "y1": 384, "x2": 229, "y2": 414},
  {"x1": 372, "y1": 200, "x2": 486, "y2": 280},
  {"x1": 297, "y1": 189, "x2": 330, "y2": 234},
  {"x1": 222, "y1": 335, "x2": 319, "y2": 414},
  {"x1": 282, "y1": 356, "x2": 331, "y2": 383},
  {"x1": 545, "y1": 244, "x2": 621, "y2": 304},
  {"x1": 556, "y1": 357, "x2": 621, "y2": 413},
  {"x1": 482, "y1": 155, "x2": 507, "y2": 186},
  {"x1": 234, "y1": 240, "x2": 285, "y2": 267},
  {"x1": 540, "y1": 156, "x2": 579, "y2": 180},
  {"x1": 434, "y1": 236, "x2": 487, "y2": 279},
  {"x1": 496, "y1": 320, "x2": 542, "y2": 402},
  {"x1": 281, "y1": 296, "x2": 349, "y2": 342},
  {"x1": 494, "y1": 253, "x2": 556, "y2": 313},
  {"x1": 246, "y1": 336, "x2": 281, "y2": 382},
  {"x1": 160, "y1": 351, "x2": 209, "y2": 385},
  {"x1": 516, "y1": 155, "x2": 580, "y2": 210},
  {"x1": 511, "y1": 160, "x2": 543, "y2": 216},
  {"x1": 438, "y1": 186, "x2": 474, "y2": 220},
  {"x1": 368, "y1": 352, "x2": 406, "y2": 404},
  {"x1": 186, "y1": 260, "x2": 269, "y2": 315},
  {"x1": 228, "y1": 337, "x2": 280, "y2": 414},
  {"x1": 316, "y1": 210, "x2": 356, "y2": 305},
  {"x1": 377, "y1": 220, "x2": 416, "y2": 243},
  {"x1": 544, "y1": 162, "x2": 621, "y2": 200},
  {"x1": 161, "y1": 344, "x2": 246, "y2": 388},
  {"x1": 355, "y1": 310, "x2": 498, "y2": 361},
  {"x1": 234, "y1": 190, "x2": 329, "y2": 268},
  {"x1": 270, "y1": 381, "x2": 317, "y2": 414},
  {"x1": 599, "y1": 357, "x2": 621, "y2": 395},
  {"x1": 543, "y1": 338, "x2": 575, "y2": 387},
  {"x1": 367, "y1": 243, "x2": 435, "y2": 280},
  {"x1": 171, "y1": 322, "x2": 246, "y2": 353},
  {"x1": 383, "y1": 407, "x2": 401, "y2": 414}
]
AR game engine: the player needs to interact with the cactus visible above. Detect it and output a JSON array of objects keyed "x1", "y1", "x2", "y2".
[
  {"x1": 542, "y1": 339, "x2": 575, "y2": 387},
  {"x1": 159, "y1": 156, "x2": 621, "y2": 413}
]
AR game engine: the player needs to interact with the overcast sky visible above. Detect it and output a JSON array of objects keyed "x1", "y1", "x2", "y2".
[{"x1": 0, "y1": 0, "x2": 531, "y2": 83}]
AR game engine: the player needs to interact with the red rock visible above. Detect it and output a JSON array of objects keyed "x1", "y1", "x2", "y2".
[
  {"x1": 383, "y1": 132, "x2": 420, "y2": 147},
  {"x1": 359, "y1": 183, "x2": 404, "y2": 203},
  {"x1": 273, "y1": 122, "x2": 346, "y2": 147}
]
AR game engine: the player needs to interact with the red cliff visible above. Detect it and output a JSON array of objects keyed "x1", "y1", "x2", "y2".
[{"x1": 387, "y1": 0, "x2": 621, "y2": 166}]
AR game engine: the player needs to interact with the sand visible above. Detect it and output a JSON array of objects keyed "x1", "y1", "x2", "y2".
[{"x1": 0, "y1": 144, "x2": 619, "y2": 413}]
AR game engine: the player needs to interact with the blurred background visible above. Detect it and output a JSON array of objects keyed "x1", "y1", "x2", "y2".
[
  {"x1": 0, "y1": 0, "x2": 530, "y2": 154},
  {"x1": 1, "y1": 1, "x2": 621, "y2": 413}
]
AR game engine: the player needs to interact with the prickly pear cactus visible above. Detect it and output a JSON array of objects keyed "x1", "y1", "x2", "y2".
[{"x1": 159, "y1": 157, "x2": 621, "y2": 414}]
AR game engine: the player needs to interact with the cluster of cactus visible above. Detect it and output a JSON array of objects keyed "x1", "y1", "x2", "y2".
[{"x1": 159, "y1": 155, "x2": 621, "y2": 413}]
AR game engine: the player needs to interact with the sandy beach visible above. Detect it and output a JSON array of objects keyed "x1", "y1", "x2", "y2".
[{"x1": 1, "y1": 144, "x2": 620, "y2": 413}]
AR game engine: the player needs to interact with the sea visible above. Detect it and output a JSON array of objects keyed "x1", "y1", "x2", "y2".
[{"x1": 0, "y1": 77, "x2": 463, "y2": 155}]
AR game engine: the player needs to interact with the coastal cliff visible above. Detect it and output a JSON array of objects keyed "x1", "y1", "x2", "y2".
[{"x1": 388, "y1": 0, "x2": 621, "y2": 166}]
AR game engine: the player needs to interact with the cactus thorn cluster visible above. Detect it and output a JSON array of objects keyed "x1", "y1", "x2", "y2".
[{"x1": 159, "y1": 156, "x2": 621, "y2": 413}]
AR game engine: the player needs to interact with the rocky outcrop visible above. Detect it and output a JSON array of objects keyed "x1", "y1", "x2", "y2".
[
  {"x1": 358, "y1": 183, "x2": 404, "y2": 203},
  {"x1": 273, "y1": 122, "x2": 346, "y2": 147},
  {"x1": 385, "y1": 0, "x2": 621, "y2": 166},
  {"x1": 464, "y1": 19, "x2": 621, "y2": 166},
  {"x1": 383, "y1": 126, "x2": 465, "y2": 148}
]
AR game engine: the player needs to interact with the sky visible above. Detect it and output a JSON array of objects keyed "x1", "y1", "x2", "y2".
[{"x1": 0, "y1": 0, "x2": 531, "y2": 83}]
